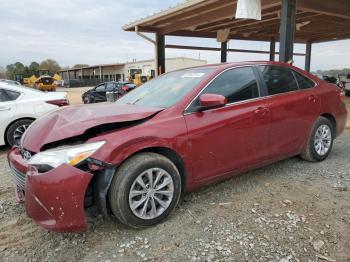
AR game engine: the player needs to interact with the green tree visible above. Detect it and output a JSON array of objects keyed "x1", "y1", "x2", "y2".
[
  {"x1": 6, "y1": 62, "x2": 25, "y2": 79},
  {"x1": 28, "y1": 61, "x2": 40, "y2": 76},
  {"x1": 0, "y1": 66, "x2": 6, "y2": 78},
  {"x1": 40, "y1": 59, "x2": 61, "y2": 75}
]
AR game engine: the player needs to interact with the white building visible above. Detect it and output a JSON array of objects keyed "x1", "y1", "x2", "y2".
[{"x1": 58, "y1": 57, "x2": 207, "y2": 86}]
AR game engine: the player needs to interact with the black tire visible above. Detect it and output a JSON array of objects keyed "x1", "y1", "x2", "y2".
[
  {"x1": 301, "y1": 116, "x2": 334, "y2": 162},
  {"x1": 6, "y1": 119, "x2": 34, "y2": 147},
  {"x1": 108, "y1": 152, "x2": 182, "y2": 228},
  {"x1": 83, "y1": 95, "x2": 92, "y2": 104}
]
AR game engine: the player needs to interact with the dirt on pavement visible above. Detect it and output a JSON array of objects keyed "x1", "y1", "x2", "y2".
[{"x1": 0, "y1": 130, "x2": 349, "y2": 261}]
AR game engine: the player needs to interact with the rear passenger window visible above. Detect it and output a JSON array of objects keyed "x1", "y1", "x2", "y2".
[
  {"x1": 293, "y1": 71, "x2": 315, "y2": 89},
  {"x1": 0, "y1": 89, "x2": 20, "y2": 102},
  {"x1": 259, "y1": 65, "x2": 298, "y2": 95},
  {"x1": 192, "y1": 67, "x2": 259, "y2": 108}
]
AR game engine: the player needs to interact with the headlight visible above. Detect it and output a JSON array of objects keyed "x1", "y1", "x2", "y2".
[{"x1": 28, "y1": 141, "x2": 105, "y2": 169}]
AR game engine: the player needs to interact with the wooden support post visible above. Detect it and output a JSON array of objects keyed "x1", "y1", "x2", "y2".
[
  {"x1": 156, "y1": 34, "x2": 165, "y2": 75},
  {"x1": 279, "y1": 0, "x2": 296, "y2": 62},
  {"x1": 221, "y1": 41, "x2": 228, "y2": 63},
  {"x1": 305, "y1": 41, "x2": 312, "y2": 72},
  {"x1": 269, "y1": 38, "x2": 276, "y2": 61}
]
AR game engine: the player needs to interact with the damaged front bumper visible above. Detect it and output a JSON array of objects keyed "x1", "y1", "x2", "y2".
[
  {"x1": 7, "y1": 147, "x2": 113, "y2": 232},
  {"x1": 26, "y1": 164, "x2": 92, "y2": 232}
]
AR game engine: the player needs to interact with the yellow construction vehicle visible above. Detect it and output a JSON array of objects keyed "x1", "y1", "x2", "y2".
[
  {"x1": 128, "y1": 69, "x2": 153, "y2": 86},
  {"x1": 23, "y1": 75, "x2": 38, "y2": 86},
  {"x1": 33, "y1": 75, "x2": 57, "y2": 91}
]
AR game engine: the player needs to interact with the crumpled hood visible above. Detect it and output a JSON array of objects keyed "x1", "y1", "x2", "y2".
[{"x1": 22, "y1": 103, "x2": 163, "y2": 152}]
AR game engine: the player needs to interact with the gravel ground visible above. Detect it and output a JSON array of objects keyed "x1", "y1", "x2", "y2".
[{"x1": 0, "y1": 132, "x2": 349, "y2": 262}]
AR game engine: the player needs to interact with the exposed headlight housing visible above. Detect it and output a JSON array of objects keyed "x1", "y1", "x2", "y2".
[{"x1": 28, "y1": 141, "x2": 105, "y2": 170}]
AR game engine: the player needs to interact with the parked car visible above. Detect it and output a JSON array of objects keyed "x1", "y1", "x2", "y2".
[
  {"x1": 0, "y1": 79, "x2": 21, "y2": 86},
  {"x1": 1, "y1": 82, "x2": 69, "y2": 146},
  {"x1": 82, "y1": 81, "x2": 136, "y2": 104},
  {"x1": 8, "y1": 61, "x2": 347, "y2": 232}
]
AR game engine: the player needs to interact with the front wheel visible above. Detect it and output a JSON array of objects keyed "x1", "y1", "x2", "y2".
[
  {"x1": 301, "y1": 117, "x2": 334, "y2": 162},
  {"x1": 108, "y1": 152, "x2": 181, "y2": 228}
]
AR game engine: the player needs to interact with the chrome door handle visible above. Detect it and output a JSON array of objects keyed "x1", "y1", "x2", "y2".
[{"x1": 0, "y1": 106, "x2": 11, "y2": 111}]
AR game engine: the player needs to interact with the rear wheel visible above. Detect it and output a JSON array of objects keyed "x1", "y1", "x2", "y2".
[
  {"x1": 6, "y1": 119, "x2": 34, "y2": 146},
  {"x1": 301, "y1": 117, "x2": 334, "y2": 162},
  {"x1": 108, "y1": 152, "x2": 181, "y2": 228}
]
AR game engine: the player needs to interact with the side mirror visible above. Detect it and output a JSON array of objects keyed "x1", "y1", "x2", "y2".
[{"x1": 199, "y1": 93, "x2": 227, "y2": 110}]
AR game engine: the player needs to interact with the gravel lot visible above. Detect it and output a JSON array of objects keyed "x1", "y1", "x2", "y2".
[{"x1": 0, "y1": 130, "x2": 349, "y2": 261}]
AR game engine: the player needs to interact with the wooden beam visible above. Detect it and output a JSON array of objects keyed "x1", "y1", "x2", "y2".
[
  {"x1": 151, "y1": 0, "x2": 235, "y2": 26},
  {"x1": 298, "y1": 0, "x2": 350, "y2": 20},
  {"x1": 158, "y1": 3, "x2": 237, "y2": 35},
  {"x1": 158, "y1": 0, "x2": 281, "y2": 35}
]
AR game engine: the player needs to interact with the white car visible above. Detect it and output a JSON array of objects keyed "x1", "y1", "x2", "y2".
[{"x1": 0, "y1": 82, "x2": 69, "y2": 146}]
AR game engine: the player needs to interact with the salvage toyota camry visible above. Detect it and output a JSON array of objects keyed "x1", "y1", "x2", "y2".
[{"x1": 8, "y1": 61, "x2": 347, "y2": 232}]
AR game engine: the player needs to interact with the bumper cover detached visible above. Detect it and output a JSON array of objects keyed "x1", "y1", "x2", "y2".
[{"x1": 25, "y1": 164, "x2": 93, "y2": 232}]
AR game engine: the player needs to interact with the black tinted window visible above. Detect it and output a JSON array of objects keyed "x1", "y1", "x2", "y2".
[
  {"x1": 259, "y1": 66, "x2": 298, "y2": 95},
  {"x1": 293, "y1": 71, "x2": 315, "y2": 89},
  {"x1": 0, "y1": 89, "x2": 7, "y2": 102},
  {"x1": 0, "y1": 89, "x2": 20, "y2": 102},
  {"x1": 192, "y1": 67, "x2": 258, "y2": 107}
]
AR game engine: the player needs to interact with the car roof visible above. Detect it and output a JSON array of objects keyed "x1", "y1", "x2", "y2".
[
  {"x1": 0, "y1": 82, "x2": 42, "y2": 93},
  {"x1": 183, "y1": 61, "x2": 293, "y2": 71}
]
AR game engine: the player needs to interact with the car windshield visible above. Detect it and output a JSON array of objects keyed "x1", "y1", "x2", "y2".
[{"x1": 116, "y1": 68, "x2": 214, "y2": 108}]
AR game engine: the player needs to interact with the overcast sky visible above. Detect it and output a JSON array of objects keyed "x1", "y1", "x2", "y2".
[{"x1": 0, "y1": 0, "x2": 349, "y2": 71}]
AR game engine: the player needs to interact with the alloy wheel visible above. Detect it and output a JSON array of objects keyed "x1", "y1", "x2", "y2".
[
  {"x1": 13, "y1": 125, "x2": 29, "y2": 145},
  {"x1": 314, "y1": 124, "x2": 332, "y2": 156},
  {"x1": 128, "y1": 168, "x2": 174, "y2": 220}
]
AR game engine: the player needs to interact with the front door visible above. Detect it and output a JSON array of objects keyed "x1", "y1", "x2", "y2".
[
  {"x1": 94, "y1": 83, "x2": 106, "y2": 102},
  {"x1": 184, "y1": 66, "x2": 271, "y2": 181}
]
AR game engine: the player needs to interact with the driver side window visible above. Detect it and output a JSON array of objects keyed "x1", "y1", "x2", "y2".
[
  {"x1": 189, "y1": 66, "x2": 259, "y2": 110},
  {"x1": 95, "y1": 84, "x2": 105, "y2": 92}
]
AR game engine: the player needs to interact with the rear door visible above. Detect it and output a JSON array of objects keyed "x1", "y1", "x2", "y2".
[
  {"x1": 184, "y1": 66, "x2": 271, "y2": 181},
  {"x1": 258, "y1": 65, "x2": 320, "y2": 159},
  {"x1": 94, "y1": 83, "x2": 107, "y2": 102}
]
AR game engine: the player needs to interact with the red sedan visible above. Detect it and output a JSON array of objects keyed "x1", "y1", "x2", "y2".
[{"x1": 8, "y1": 61, "x2": 347, "y2": 232}]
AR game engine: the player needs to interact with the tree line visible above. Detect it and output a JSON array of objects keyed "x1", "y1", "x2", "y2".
[
  {"x1": 313, "y1": 68, "x2": 350, "y2": 77},
  {"x1": 1, "y1": 59, "x2": 90, "y2": 80}
]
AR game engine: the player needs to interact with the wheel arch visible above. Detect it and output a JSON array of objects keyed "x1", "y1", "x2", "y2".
[
  {"x1": 320, "y1": 113, "x2": 336, "y2": 132},
  {"x1": 135, "y1": 147, "x2": 188, "y2": 192},
  {"x1": 4, "y1": 117, "x2": 36, "y2": 145},
  {"x1": 94, "y1": 146, "x2": 188, "y2": 218}
]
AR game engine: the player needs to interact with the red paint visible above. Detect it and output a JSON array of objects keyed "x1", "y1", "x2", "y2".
[
  {"x1": 25, "y1": 165, "x2": 92, "y2": 232},
  {"x1": 22, "y1": 103, "x2": 163, "y2": 152},
  {"x1": 199, "y1": 93, "x2": 227, "y2": 108},
  {"x1": 8, "y1": 61, "x2": 348, "y2": 232}
]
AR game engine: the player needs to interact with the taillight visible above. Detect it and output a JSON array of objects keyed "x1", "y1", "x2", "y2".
[
  {"x1": 46, "y1": 99, "x2": 69, "y2": 107},
  {"x1": 122, "y1": 86, "x2": 129, "y2": 91},
  {"x1": 340, "y1": 90, "x2": 346, "y2": 102}
]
